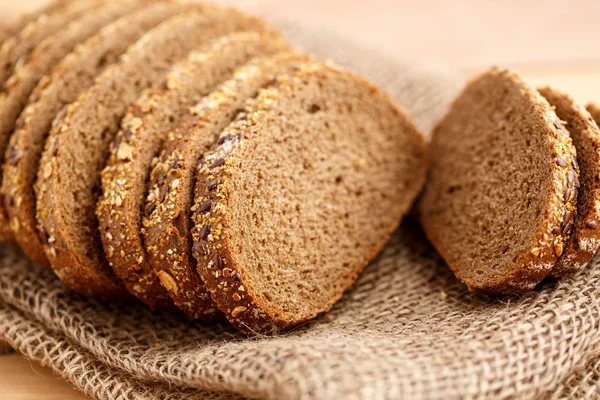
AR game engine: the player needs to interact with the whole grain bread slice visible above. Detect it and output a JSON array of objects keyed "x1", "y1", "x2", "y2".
[
  {"x1": 0, "y1": 0, "x2": 74, "y2": 47},
  {"x1": 2, "y1": 2, "x2": 184, "y2": 266},
  {"x1": 190, "y1": 62, "x2": 427, "y2": 333},
  {"x1": 142, "y1": 52, "x2": 307, "y2": 319},
  {"x1": 0, "y1": 0, "x2": 101, "y2": 88},
  {"x1": 97, "y1": 31, "x2": 286, "y2": 312},
  {"x1": 536, "y1": 88, "x2": 600, "y2": 277},
  {"x1": 419, "y1": 68, "x2": 579, "y2": 294},
  {"x1": 36, "y1": 9, "x2": 278, "y2": 302},
  {"x1": 0, "y1": 0, "x2": 145, "y2": 244}
]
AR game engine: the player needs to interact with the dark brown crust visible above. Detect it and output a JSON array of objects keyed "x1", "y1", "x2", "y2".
[
  {"x1": 35, "y1": 10, "x2": 226, "y2": 301},
  {"x1": 2, "y1": 2, "x2": 180, "y2": 266},
  {"x1": 96, "y1": 17, "x2": 278, "y2": 310},
  {"x1": 191, "y1": 63, "x2": 427, "y2": 334},
  {"x1": 420, "y1": 69, "x2": 579, "y2": 294},
  {"x1": 142, "y1": 52, "x2": 305, "y2": 320},
  {"x1": 0, "y1": 0, "x2": 102, "y2": 244},
  {"x1": 537, "y1": 89, "x2": 600, "y2": 277}
]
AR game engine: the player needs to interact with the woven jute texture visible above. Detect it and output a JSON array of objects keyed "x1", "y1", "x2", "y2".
[{"x1": 1, "y1": 16, "x2": 600, "y2": 400}]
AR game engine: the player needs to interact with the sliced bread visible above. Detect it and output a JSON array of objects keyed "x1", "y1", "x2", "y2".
[
  {"x1": 190, "y1": 62, "x2": 427, "y2": 333},
  {"x1": 97, "y1": 31, "x2": 287, "y2": 311},
  {"x1": 419, "y1": 68, "x2": 579, "y2": 293},
  {"x1": 35, "y1": 9, "x2": 278, "y2": 301},
  {"x1": 2, "y1": 2, "x2": 183, "y2": 265},
  {"x1": 142, "y1": 51, "x2": 307, "y2": 318},
  {"x1": 537, "y1": 88, "x2": 600, "y2": 277},
  {"x1": 0, "y1": 0, "x2": 101, "y2": 88},
  {"x1": 0, "y1": 0, "x2": 74, "y2": 46},
  {"x1": 0, "y1": 0, "x2": 144, "y2": 244}
]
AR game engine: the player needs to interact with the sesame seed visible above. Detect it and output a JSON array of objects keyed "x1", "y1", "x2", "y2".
[
  {"x1": 157, "y1": 270, "x2": 178, "y2": 294},
  {"x1": 554, "y1": 242, "x2": 564, "y2": 257},
  {"x1": 231, "y1": 306, "x2": 247, "y2": 317},
  {"x1": 567, "y1": 170, "x2": 575, "y2": 185},
  {"x1": 530, "y1": 247, "x2": 542, "y2": 257},
  {"x1": 556, "y1": 157, "x2": 567, "y2": 168}
]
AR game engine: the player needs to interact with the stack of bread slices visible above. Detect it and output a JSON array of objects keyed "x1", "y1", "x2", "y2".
[
  {"x1": 0, "y1": 0, "x2": 427, "y2": 334},
  {"x1": 420, "y1": 68, "x2": 600, "y2": 294}
]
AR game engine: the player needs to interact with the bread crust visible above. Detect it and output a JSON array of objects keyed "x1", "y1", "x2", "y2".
[
  {"x1": 191, "y1": 63, "x2": 427, "y2": 333},
  {"x1": 142, "y1": 52, "x2": 305, "y2": 319},
  {"x1": 536, "y1": 89, "x2": 600, "y2": 277},
  {"x1": 420, "y1": 69, "x2": 579, "y2": 294},
  {"x1": 35, "y1": 8, "x2": 277, "y2": 302},
  {"x1": 0, "y1": 0, "x2": 104, "y2": 244},
  {"x1": 98, "y1": 29, "x2": 286, "y2": 312},
  {"x1": 2, "y1": 2, "x2": 184, "y2": 267}
]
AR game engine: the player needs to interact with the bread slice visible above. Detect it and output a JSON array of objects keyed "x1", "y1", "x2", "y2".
[
  {"x1": 142, "y1": 52, "x2": 307, "y2": 319},
  {"x1": 2, "y1": 2, "x2": 184, "y2": 266},
  {"x1": 97, "y1": 31, "x2": 287, "y2": 311},
  {"x1": 0, "y1": 0, "x2": 145, "y2": 244},
  {"x1": 190, "y1": 62, "x2": 427, "y2": 333},
  {"x1": 536, "y1": 88, "x2": 600, "y2": 277},
  {"x1": 35, "y1": 9, "x2": 278, "y2": 301},
  {"x1": 419, "y1": 68, "x2": 579, "y2": 294},
  {"x1": 0, "y1": 0, "x2": 100, "y2": 88},
  {"x1": 0, "y1": 0, "x2": 74, "y2": 46}
]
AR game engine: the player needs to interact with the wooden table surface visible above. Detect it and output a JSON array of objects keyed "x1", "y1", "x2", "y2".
[{"x1": 2, "y1": 0, "x2": 600, "y2": 398}]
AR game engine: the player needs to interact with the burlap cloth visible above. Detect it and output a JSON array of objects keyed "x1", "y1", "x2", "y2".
[{"x1": 2, "y1": 16, "x2": 600, "y2": 400}]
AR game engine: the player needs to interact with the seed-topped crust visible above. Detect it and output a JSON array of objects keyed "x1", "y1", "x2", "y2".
[
  {"x1": 35, "y1": 8, "x2": 276, "y2": 301},
  {"x1": 0, "y1": 0, "x2": 144, "y2": 245},
  {"x1": 0, "y1": 0, "x2": 103, "y2": 244},
  {"x1": 191, "y1": 62, "x2": 427, "y2": 333},
  {"x1": 97, "y1": 30, "x2": 286, "y2": 312},
  {"x1": 2, "y1": 2, "x2": 183, "y2": 266},
  {"x1": 142, "y1": 51, "x2": 306, "y2": 319},
  {"x1": 541, "y1": 98, "x2": 600, "y2": 275},
  {"x1": 420, "y1": 68, "x2": 579, "y2": 294}
]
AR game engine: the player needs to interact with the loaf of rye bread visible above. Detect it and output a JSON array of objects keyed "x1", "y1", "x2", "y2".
[
  {"x1": 97, "y1": 30, "x2": 287, "y2": 311},
  {"x1": 0, "y1": 0, "x2": 147, "y2": 245},
  {"x1": 2, "y1": 2, "x2": 185, "y2": 266},
  {"x1": 1, "y1": 1, "x2": 429, "y2": 333},
  {"x1": 143, "y1": 51, "x2": 308, "y2": 319},
  {"x1": 190, "y1": 62, "x2": 427, "y2": 333},
  {"x1": 35, "y1": 8, "x2": 279, "y2": 301}
]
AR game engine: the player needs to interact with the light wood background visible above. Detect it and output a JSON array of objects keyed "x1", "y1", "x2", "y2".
[{"x1": 1, "y1": 0, "x2": 600, "y2": 398}]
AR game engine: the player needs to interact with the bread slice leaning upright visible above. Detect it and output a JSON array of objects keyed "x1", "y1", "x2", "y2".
[
  {"x1": 419, "y1": 68, "x2": 579, "y2": 294},
  {"x1": 97, "y1": 30, "x2": 285, "y2": 312},
  {"x1": 2, "y1": 1, "x2": 184, "y2": 266},
  {"x1": 143, "y1": 51, "x2": 308, "y2": 320},
  {"x1": 190, "y1": 62, "x2": 427, "y2": 334},
  {"x1": 36, "y1": 8, "x2": 279, "y2": 302},
  {"x1": 538, "y1": 87, "x2": 600, "y2": 277}
]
